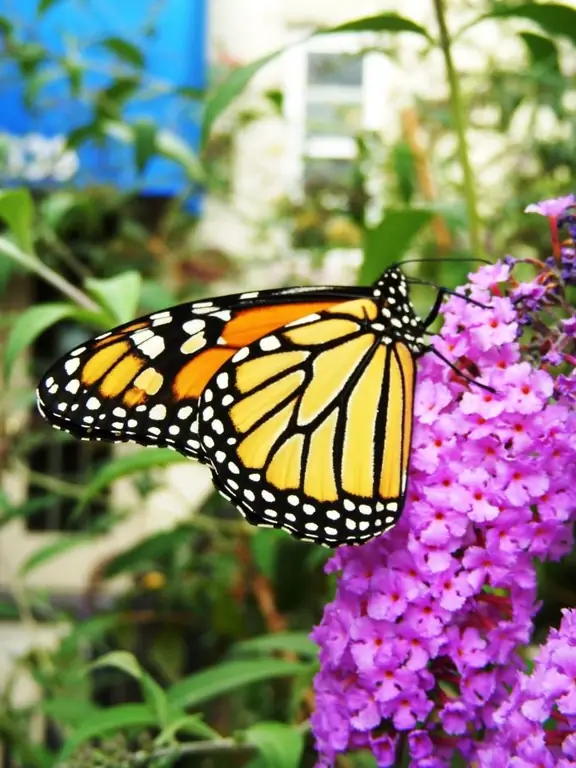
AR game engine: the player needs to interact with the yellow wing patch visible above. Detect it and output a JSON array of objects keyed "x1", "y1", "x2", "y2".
[
  {"x1": 266, "y1": 433, "x2": 305, "y2": 489},
  {"x1": 230, "y1": 370, "x2": 304, "y2": 434},
  {"x1": 100, "y1": 354, "x2": 146, "y2": 397},
  {"x1": 304, "y1": 408, "x2": 339, "y2": 502},
  {"x1": 237, "y1": 398, "x2": 298, "y2": 469},
  {"x1": 82, "y1": 341, "x2": 131, "y2": 386},
  {"x1": 297, "y1": 334, "x2": 375, "y2": 426},
  {"x1": 236, "y1": 351, "x2": 309, "y2": 395},
  {"x1": 341, "y1": 345, "x2": 387, "y2": 497}
]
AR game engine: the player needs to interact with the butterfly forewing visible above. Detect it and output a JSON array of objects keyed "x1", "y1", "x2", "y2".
[
  {"x1": 199, "y1": 296, "x2": 418, "y2": 547},
  {"x1": 36, "y1": 287, "x2": 367, "y2": 461}
]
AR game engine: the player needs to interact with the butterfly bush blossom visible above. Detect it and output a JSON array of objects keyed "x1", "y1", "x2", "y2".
[
  {"x1": 477, "y1": 608, "x2": 576, "y2": 767},
  {"x1": 311, "y1": 197, "x2": 576, "y2": 767}
]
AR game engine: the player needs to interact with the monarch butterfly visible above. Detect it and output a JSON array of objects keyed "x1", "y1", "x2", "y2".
[{"x1": 36, "y1": 264, "x2": 473, "y2": 547}]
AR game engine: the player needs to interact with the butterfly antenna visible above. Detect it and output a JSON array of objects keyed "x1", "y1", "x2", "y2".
[
  {"x1": 429, "y1": 346, "x2": 496, "y2": 394},
  {"x1": 397, "y1": 256, "x2": 494, "y2": 267},
  {"x1": 407, "y1": 279, "x2": 491, "y2": 311}
]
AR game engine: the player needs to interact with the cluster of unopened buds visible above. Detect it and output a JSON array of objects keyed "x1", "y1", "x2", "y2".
[{"x1": 311, "y1": 195, "x2": 576, "y2": 767}]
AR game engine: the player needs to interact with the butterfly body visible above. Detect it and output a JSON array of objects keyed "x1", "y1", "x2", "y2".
[{"x1": 36, "y1": 266, "x2": 431, "y2": 547}]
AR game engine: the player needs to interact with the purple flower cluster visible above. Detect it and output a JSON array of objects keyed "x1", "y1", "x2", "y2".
[
  {"x1": 477, "y1": 608, "x2": 576, "y2": 767},
  {"x1": 311, "y1": 260, "x2": 576, "y2": 766},
  {"x1": 526, "y1": 193, "x2": 576, "y2": 286}
]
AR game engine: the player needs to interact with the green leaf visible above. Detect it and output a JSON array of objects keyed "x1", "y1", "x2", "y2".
[
  {"x1": 519, "y1": 31, "x2": 560, "y2": 72},
  {"x1": 41, "y1": 697, "x2": 99, "y2": 727},
  {"x1": 141, "y1": 675, "x2": 170, "y2": 727},
  {"x1": 102, "y1": 525, "x2": 194, "y2": 579},
  {"x1": 4, "y1": 302, "x2": 75, "y2": 381},
  {"x1": 20, "y1": 534, "x2": 95, "y2": 576},
  {"x1": 167, "y1": 659, "x2": 311, "y2": 709},
  {"x1": 233, "y1": 632, "x2": 318, "y2": 660},
  {"x1": 57, "y1": 703, "x2": 157, "y2": 760},
  {"x1": 99, "y1": 37, "x2": 145, "y2": 69},
  {"x1": 84, "y1": 270, "x2": 142, "y2": 324},
  {"x1": 480, "y1": 3, "x2": 576, "y2": 47},
  {"x1": 60, "y1": 614, "x2": 120, "y2": 654},
  {"x1": 202, "y1": 13, "x2": 428, "y2": 143},
  {"x1": 324, "y1": 12, "x2": 430, "y2": 36},
  {"x1": 0, "y1": 16, "x2": 13, "y2": 37},
  {"x1": 76, "y1": 449, "x2": 186, "y2": 513},
  {"x1": 360, "y1": 208, "x2": 434, "y2": 284},
  {"x1": 250, "y1": 528, "x2": 282, "y2": 579},
  {"x1": 0, "y1": 600, "x2": 18, "y2": 619},
  {"x1": 133, "y1": 118, "x2": 158, "y2": 174},
  {"x1": 89, "y1": 650, "x2": 143, "y2": 681},
  {"x1": 0, "y1": 188, "x2": 35, "y2": 254},
  {"x1": 156, "y1": 714, "x2": 221, "y2": 746},
  {"x1": 0, "y1": 494, "x2": 60, "y2": 528},
  {"x1": 245, "y1": 722, "x2": 304, "y2": 768},
  {"x1": 37, "y1": 0, "x2": 63, "y2": 14},
  {"x1": 89, "y1": 652, "x2": 169, "y2": 727},
  {"x1": 202, "y1": 51, "x2": 280, "y2": 143},
  {"x1": 155, "y1": 129, "x2": 205, "y2": 182},
  {"x1": 101, "y1": 120, "x2": 205, "y2": 182}
]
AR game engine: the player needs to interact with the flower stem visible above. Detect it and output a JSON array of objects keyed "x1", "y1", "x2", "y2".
[
  {"x1": 0, "y1": 236, "x2": 100, "y2": 313},
  {"x1": 432, "y1": 0, "x2": 483, "y2": 259}
]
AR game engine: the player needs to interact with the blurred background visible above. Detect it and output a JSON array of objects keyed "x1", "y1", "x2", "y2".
[{"x1": 0, "y1": 0, "x2": 575, "y2": 765}]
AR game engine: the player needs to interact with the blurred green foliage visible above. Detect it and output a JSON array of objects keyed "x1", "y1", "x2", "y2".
[{"x1": 1, "y1": 0, "x2": 576, "y2": 766}]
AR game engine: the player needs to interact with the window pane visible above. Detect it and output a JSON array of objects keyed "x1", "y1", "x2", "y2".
[
  {"x1": 307, "y1": 52, "x2": 363, "y2": 87},
  {"x1": 306, "y1": 101, "x2": 363, "y2": 138}
]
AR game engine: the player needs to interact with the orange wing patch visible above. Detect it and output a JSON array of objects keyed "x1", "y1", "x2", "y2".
[
  {"x1": 221, "y1": 301, "x2": 339, "y2": 347},
  {"x1": 173, "y1": 348, "x2": 235, "y2": 400}
]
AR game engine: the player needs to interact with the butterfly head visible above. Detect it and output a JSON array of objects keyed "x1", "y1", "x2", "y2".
[{"x1": 371, "y1": 265, "x2": 427, "y2": 352}]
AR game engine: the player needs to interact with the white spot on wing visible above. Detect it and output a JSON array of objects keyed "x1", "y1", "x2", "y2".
[
  {"x1": 149, "y1": 404, "x2": 167, "y2": 420},
  {"x1": 65, "y1": 358, "x2": 81, "y2": 375},
  {"x1": 139, "y1": 336, "x2": 165, "y2": 359},
  {"x1": 183, "y1": 319, "x2": 205, "y2": 336},
  {"x1": 232, "y1": 348, "x2": 249, "y2": 362},
  {"x1": 150, "y1": 311, "x2": 171, "y2": 320},
  {"x1": 259, "y1": 336, "x2": 281, "y2": 352},
  {"x1": 65, "y1": 379, "x2": 80, "y2": 394},
  {"x1": 286, "y1": 313, "x2": 321, "y2": 328},
  {"x1": 131, "y1": 329, "x2": 155, "y2": 344},
  {"x1": 212, "y1": 310, "x2": 232, "y2": 321}
]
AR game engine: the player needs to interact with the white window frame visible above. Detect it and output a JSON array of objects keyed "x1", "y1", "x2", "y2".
[{"x1": 283, "y1": 31, "x2": 392, "y2": 200}]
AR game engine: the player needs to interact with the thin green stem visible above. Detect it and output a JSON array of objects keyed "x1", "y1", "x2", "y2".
[
  {"x1": 130, "y1": 738, "x2": 255, "y2": 765},
  {"x1": 432, "y1": 0, "x2": 483, "y2": 259},
  {"x1": 0, "y1": 236, "x2": 100, "y2": 312},
  {"x1": 25, "y1": 469, "x2": 86, "y2": 499}
]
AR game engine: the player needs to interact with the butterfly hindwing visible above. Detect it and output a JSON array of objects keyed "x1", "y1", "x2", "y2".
[
  {"x1": 198, "y1": 296, "x2": 418, "y2": 547},
  {"x1": 36, "y1": 287, "x2": 368, "y2": 461}
]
